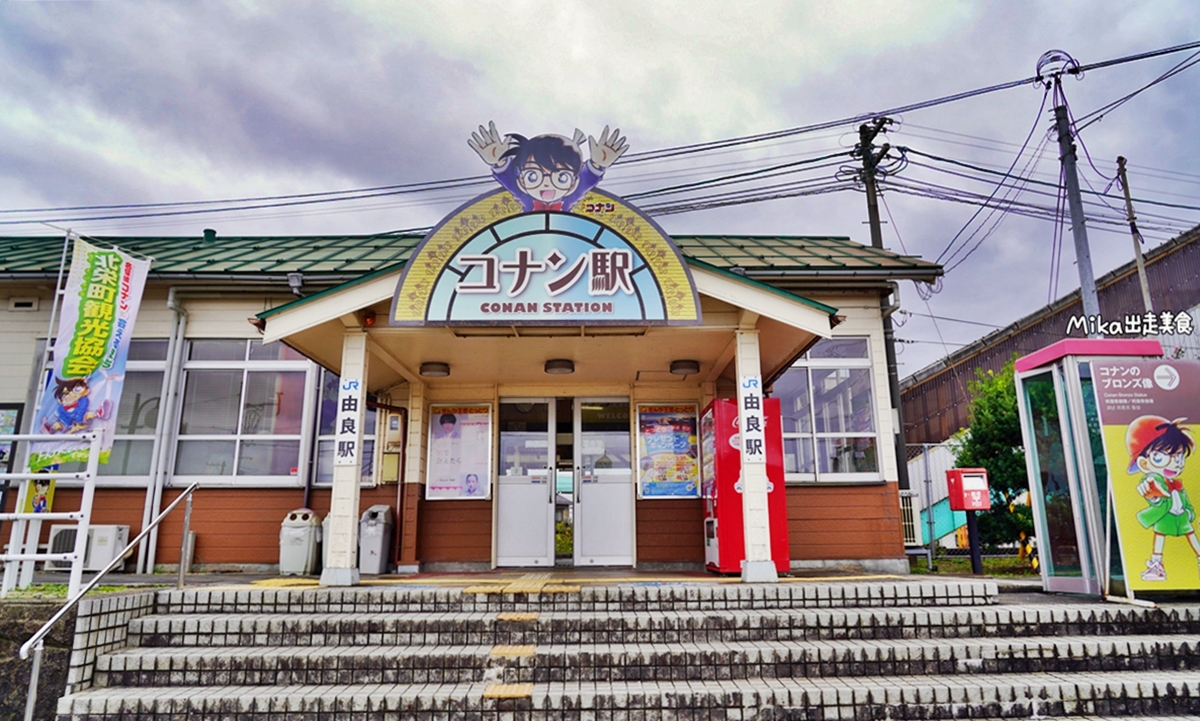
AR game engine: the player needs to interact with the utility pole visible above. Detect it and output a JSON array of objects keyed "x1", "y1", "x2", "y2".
[
  {"x1": 1116, "y1": 156, "x2": 1153, "y2": 314},
  {"x1": 1052, "y1": 81, "x2": 1101, "y2": 336},
  {"x1": 857, "y1": 118, "x2": 911, "y2": 491}
]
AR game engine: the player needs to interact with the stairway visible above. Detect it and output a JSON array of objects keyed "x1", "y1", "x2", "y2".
[{"x1": 56, "y1": 577, "x2": 1200, "y2": 720}]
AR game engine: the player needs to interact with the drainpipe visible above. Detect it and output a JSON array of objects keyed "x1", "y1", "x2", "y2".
[{"x1": 143, "y1": 287, "x2": 188, "y2": 573}]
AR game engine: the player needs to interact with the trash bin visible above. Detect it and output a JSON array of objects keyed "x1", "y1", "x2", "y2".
[
  {"x1": 279, "y1": 508, "x2": 321, "y2": 576},
  {"x1": 358, "y1": 505, "x2": 394, "y2": 575}
]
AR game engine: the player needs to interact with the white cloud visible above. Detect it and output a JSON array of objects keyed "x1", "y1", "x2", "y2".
[{"x1": 355, "y1": 0, "x2": 977, "y2": 140}]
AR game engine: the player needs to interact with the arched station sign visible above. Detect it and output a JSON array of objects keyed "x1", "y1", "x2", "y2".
[{"x1": 391, "y1": 124, "x2": 701, "y2": 326}]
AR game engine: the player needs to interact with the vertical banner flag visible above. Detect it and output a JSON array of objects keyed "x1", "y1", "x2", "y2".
[
  {"x1": 1094, "y1": 358, "x2": 1200, "y2": 593},
  {"x1": 30, "y1": 238, "x2": 151, "y2": 470}
]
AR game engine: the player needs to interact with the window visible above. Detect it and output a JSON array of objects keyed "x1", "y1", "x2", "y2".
[
  {"x1": 55, "y1": 339, "x2": 168, "y2": 485},
  {"x1": 174, "y1": 339, "x2": 314, "y2": 485},
  {"x1": 772, "y1": 337, "x2": 882, "y2": 482},
  {"x1": 312, "y1": 367, "x2": 377, "y2": 485}
]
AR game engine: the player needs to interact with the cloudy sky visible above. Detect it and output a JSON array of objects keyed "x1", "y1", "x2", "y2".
[{"x1": 3, "y1": 1, "x2": 1198, "y2": 375}]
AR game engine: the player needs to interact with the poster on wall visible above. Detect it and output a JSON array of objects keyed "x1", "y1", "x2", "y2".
[
  {"x1": 637, "y1": 404, "x2": 700, "y2": 498},
  {"x1": 426, "y1": 404, "x2": 492, "y2": 500},
  {"x1": 1093, "y1": 358, "x2": 1200, "y2": 592},
  {"x1": 0, "y1": 403, "x2": 21, "y2": 474},
  {"x1": 29, "y1": 237, "x2": 151, "y2": 471}
]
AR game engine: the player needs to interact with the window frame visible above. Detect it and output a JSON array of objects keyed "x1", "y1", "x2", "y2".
[
  {"x1": 169, "y1": 339, "x2": 317, "y2": 488},
  {"x1": 775, "y1": 336, "x2": 884, "y2": 484}
]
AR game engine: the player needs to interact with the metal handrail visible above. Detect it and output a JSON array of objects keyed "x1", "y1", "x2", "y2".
[{"x1": 19, "y1": 481, "x2": 199, "y2": 721}]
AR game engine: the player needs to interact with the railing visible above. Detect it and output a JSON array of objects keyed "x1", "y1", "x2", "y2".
[{"x1": 17, "y1": 481, "x2": 199, "y2": 721}]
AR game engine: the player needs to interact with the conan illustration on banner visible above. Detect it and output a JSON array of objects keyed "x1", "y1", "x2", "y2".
[
  {"x1": 1094, "y1": 358, "x2": 1200, "y2": 592},
  {"x1": 29, "y1": 238, "x2": 151, "y2": 471},
  {"x1": 391, "y1": 124, "x2": 701, "y2": 327}
]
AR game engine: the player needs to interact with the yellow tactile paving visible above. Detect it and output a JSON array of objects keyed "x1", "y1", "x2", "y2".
[
  {"x1": 489, "y1": 644, "x2": 536, "y2": 658},
  {"x1": 482, "y1": 683, "x2": 534, "y2": 699},
  {"x1": 251, "y1": 578, "x2": 320, "y2": 588},
  {"x1": 496, "y1": 612, "x2": 539, "y2": 621},
  {"x1": 461, "y1": 584, "x2": 508, "y2": 594},
  {"x1": 538, "y1": 584, "x2": 581, "y2": 593}
]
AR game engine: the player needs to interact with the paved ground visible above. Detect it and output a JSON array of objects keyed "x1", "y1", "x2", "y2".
[{"x1": 27, "y1": 567, "x2": 1047, "y2": 592}]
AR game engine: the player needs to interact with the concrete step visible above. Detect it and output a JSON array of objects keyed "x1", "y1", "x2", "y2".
[
  {"x1": 149, "y1": 578, "x2": 998, "y2": 615},
  {"x1": 58, "y1": 670, "x2": 1200, "y2": 719},
  {"x1": 93, "y1": 635, "x2": 1200, "y2": 688},
  {"x1": 125, "y1": 603, "x2": 1200, "y2": 648}
]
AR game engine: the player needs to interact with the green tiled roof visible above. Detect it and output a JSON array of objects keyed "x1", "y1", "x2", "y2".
[{"x1": 0, "y1": 233, "x2": 940, "y2": 278}]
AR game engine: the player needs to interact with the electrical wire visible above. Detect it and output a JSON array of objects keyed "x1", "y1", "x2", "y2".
[
  {"x1": 932, "y1": 86, "x2": 1050, "y2": 265},
  {"x1": 6, "y1": 39, "x2": 1200, "y2": 229},
  {"x1": 1074, "y1": 48, "x2": 1200, "y2": 133}
]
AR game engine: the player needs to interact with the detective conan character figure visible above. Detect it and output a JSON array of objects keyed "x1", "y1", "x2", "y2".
[
  {"x1": 468, "y1": 122, "x2": 628, "y2": 212},
  {"x1": 44, "y1": 377, "x2": 109, "y2": 434},
  {"x1": 30, "y1": 477, "x2": 52, "y2": 513},
  {"x1": 1126, "y1": 415, "x2": 1200, "y2": 581}
]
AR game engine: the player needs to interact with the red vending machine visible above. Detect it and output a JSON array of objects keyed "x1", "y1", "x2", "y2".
[{"x1": 700, "y1": 398, "x2": 790, "y2": 574}]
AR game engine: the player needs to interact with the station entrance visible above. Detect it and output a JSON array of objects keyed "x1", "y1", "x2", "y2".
[{"x1": 495, "y1": 398, "x2": 634, "y2": 568}]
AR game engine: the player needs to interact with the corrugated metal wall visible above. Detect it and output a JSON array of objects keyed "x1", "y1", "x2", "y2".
[{"x1": 901, "y1": 228, "x2": 1200, "y2": 445}]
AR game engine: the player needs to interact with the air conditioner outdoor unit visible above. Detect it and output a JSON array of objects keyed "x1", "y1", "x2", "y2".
[{"x1": 46, "y1": 525, "x2": 130, "y2": 572}]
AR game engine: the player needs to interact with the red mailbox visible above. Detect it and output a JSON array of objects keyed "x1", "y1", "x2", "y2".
[{"x1": 946, "y1": 468, "x2": 991, "y2": 511}]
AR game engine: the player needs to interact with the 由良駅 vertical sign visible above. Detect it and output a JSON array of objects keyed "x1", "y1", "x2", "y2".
[
  {"x1": 30, "y1": 238, "x2": 151, "y2": 470},
  {"x1": 1094, "y1": 358, "x2": 1200, "y2": 592},
  {"x1": 391, "y1": 123, "x2": 701, "y2": 327}
]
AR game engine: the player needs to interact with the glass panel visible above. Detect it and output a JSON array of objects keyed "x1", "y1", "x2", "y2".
[
  {"x1": 188, "y1": 339, "x2": 247, "y2": 361},
  {"x1": 175, "y1": 440, "x2": 235, "y2": 475},
  {"x1": 811, "y1": 368, "x2": 874, "y2": 434},
  {"x1": 242, "y1": 371, "x2": 306, "y2": 435},
  {"x1": 58, "y1": 440, "x2": 154, "y2": 476},
  {"x1": 127, "y1": 339, "x2": 169, "y2": 361},
  {"x1": 773, "y1": 368, "x2": 812, "y2": 433},
  {"x1": 103, "y1": 439, "x2": 154, "y2": 476},
  {"x1": 1024, "y1": 371, "x2": 1083, "y2": 577},
  {"x1": 809, "y1": 337, "x2": 869, "y2": 359},
  {"x1": 499, "y1": 402, "x2": 550, "y2": 477},
  {"x1": 580, "y1": 401, "x2": 632, "y2": 476},
  {"x1": 1079, "y1": 362, "x2": 1123, "y2": 584},
  {"x1": 115, "y1": 371, "x2": 163, "y2": 435},
  {"x1": 816, "y1": 436, "x2": 878, "y2": 473},
  {"x1": 178, "y1": 370, "x2": 243, "y2": 434},
  {"x1": 237, "y1": 440, "x2": 301, "y2": 476},
  {"x1": 316, "y1": 438, "x2": 374, "y2": 483},
  {"x1": 318, "y1": 371, "x2": 339, "y2": 435},
  {"x1": 783, "y1": 437, "x2": 815, "y2": 474},
  {"x1": 249, "y1": 339, "x2": 306, "y2": 361}
]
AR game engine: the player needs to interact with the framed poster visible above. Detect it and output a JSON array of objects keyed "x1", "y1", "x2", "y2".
[
  {"x1": 636, "y1": 403, "x2": 700, "y2": 498},
  {"x1": 426, "y1": 403, "x2": 492, "y2": 500},
  {"x1": 0, "y1": 403, "x2": 22, "y2": 474}
]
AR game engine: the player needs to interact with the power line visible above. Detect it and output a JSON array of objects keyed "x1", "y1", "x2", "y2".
[{"x1": 6, "y1": 39, "x2": 1200, "y2": 229}]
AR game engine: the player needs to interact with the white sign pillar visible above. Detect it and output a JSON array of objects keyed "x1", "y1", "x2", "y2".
[
  {"x1": 320, "y1": 330, "x2": 368, "y2": 587},
  {"x1": 735, "y1": 329, "x2": 778, "y2": 583}
]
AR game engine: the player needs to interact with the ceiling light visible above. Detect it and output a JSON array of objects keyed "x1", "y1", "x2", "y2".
[
  {"x1": 544, "y1": 359, "x2": 575, "y2": 375},
  {"x1": 670, "y1": 360, "x2": 700, "y2": 376},
  {"x1": 419, "y1": 362, "x2": 450, "y2": 377}
]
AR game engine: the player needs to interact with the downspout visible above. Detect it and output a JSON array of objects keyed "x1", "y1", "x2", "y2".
[{"x1": 143, "y1": 287, "x2": 188, "y2": 572}]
